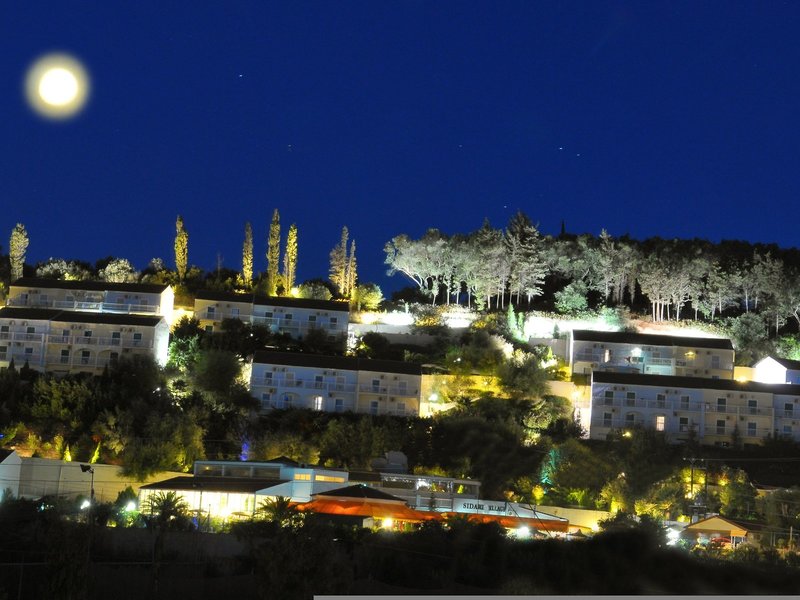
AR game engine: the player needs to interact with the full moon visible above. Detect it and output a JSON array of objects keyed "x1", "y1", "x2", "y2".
[
  {"x1": 39, "y1": 68, "x2": 79, "y2": 106},
  {"x1": 25, "y1": 53, "x2": 90, "y2": 120}
]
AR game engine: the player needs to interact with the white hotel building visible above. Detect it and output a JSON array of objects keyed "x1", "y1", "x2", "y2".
[
  {"x1": 589, "y1": 371, "x2": 800, "y2": 446},
  {"x1": 0, "y1": 307, "x2": 169, "y2": 374},
  {"x1": 250, "y1": 351, "x2": 422, "y2": 416}
]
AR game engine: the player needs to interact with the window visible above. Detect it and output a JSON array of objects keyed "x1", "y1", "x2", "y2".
[
  {"x1": 282, "y1": 394, "x2": 293, "y2": 409},
  {"x1": 207, "y1": 306, "x2": 216, "y2": 316},
  {"x1": 315, "y1": 475, "x2": 345, "y2": 483},
  {"x1": 314, "y1": 375, "x2": 324, "y2": 388},
  {"x1": 747, "y1": 422, "x2": 757, "y2": 437},
  {"x1": 625, "y1": 392, "x2": 636, "y2": 407},
  {"x1": 396, "y1": 402, "x2": 405, "y2": 414},
  {"x1": 330, "y1": 317, "x2": 338, "y2": 326},
  {"x1": 372, "y1": 379, "x2": 381, "y2": 390},
  {"x1": 655, "y1": 415, "x2": 665, "y2": 431},
  {"x1": 716, "y1": 419, "x2": 726, "y2": 435},
  {"x1": 748, "y1": 399, "x2": 758, "y2": 415},
  {"x1": 263, "y1": 372, "x2": 273, "y2": 384},
  {"x1": 604, "y1": 390, "x2": 614, "y2": 405},
  {"x1": 313, "y1": 395, "x2": 324, "y2": 411},
  {"x1": 0, "y1": 326, "x2": 8, "y2": 333},
  {"x1": 783, "y1": 424, "x2": 793, "y2": 437},
  {"x1": 679, "y1": 417, "x2": 689, "y2": 432},
  {"x1": 230, "y1": 307, "x2": 239, "y2": 317},
  {"x1": 132, "y1": 332, "x2": 142, "y2": 346},
  {"x1": 80, "y1": 350, "x2": 91, "y2": 365},
  {"x1": 109, "y1": 352, "x2": 119, "y2": 362},
  {"x1": 370, "y1": 401, "x2": 379, "y2": 415},
  {"x1": 602, "y1": 412, "x2": 613, "y2": 427},
  {"x1": 261, "y1": 392, "x2": 271, "y2": 408},
  {"x1": 785, "y1": 402, "x2": 794, "y2": 418},
  {"x1": 60, "y1": 349, "x2": 69, "y2": 364},
  {"x1": 308, "y1": 315, "x2": 317, "y2": 324},
  {"x1": 205, "y1": 325, "x2": 213, "y2": 333},
  {"x1": 334, "y1": 398, "x2": 344, "y2": 412},
  {"x1": 656, "y1": 393, "x2": 666, "y2": 408},
  {"x1": 293, "y1": 473, "x2": 311, "y2": 481},
  {"x1": 711, "y1": 355, "x2": 721, "y2": 369},
  {"x1": 284, "y1": 313, "x2": 293, "y2": 321},
  {"x1": 111, "y1": 331, "x2": 121, "y2": 345},
  {"x1": 83, "y1": 330, "x2": 93, "y2": 338},
  {"x1": 26, "y1": 326, "x2": 34, "y2": 334},
  {"x1": 24, "y1": 347, "x2": 33, "y2": 357},
  {"x1": 680, "y1": 396, "x2": 690, "y2": 410},
  {"x1": 625, "y1": 412, "x2": 636, "y2": 426},
  {"x1": 716, "y1": 397, "x2": 726, "y2": 412},
  {"x1": 398, "y1": 380, "x2": 408, "y2": 393}
]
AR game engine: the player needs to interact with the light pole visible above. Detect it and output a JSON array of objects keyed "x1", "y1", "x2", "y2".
[{"x1": 80, "y1": 464, "x2": 95, "y2": 504}]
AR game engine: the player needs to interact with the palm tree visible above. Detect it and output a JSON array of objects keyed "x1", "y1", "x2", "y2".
[
  {"x1": 257, "y1": 496, "x2": 304, "y2": 529},
  {"x1": 143, "y1": 491, "x2": 190, "y2": 530}
]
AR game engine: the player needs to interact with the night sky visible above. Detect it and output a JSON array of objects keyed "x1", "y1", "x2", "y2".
[{"x1": 3, "y1": 2, "x2": 800, "y2": 290}]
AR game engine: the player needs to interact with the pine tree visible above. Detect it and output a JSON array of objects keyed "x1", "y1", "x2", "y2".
[
  {"x1": 282, "y1": 223, "x2": 298, "y2": 295},
  {"x1": 329, "y1": 226, "x2": 349, "y2": 296},
  {"x1": 241, "y1": 222, "x2": 253, "y2": 288},
  {"x1": 174, "y1": 215, "x2": 189, "y2": 282},
  {"x1": 266, "y1": 209, "x2": 281, "y2": 296},
  {"x1": 344, "y1": 239, "x2": 357, "y2": 298},
  {"x1": 9, "y1": 223, "x2": 29, "y2": 282}
]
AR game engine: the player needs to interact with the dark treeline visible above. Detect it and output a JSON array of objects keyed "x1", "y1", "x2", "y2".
[{"x1": 385, "y1": 213, "x2": 800, "y2": 330}]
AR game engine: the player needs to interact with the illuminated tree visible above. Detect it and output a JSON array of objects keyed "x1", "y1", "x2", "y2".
[
  {"x1": 174, "y1": 215, "x2": 189, "y2": 281},
  {"x1": 352, "y1": 283, "x2": 384, "y2": 311},
  {"x1": 505, "y1": 212, "x2": 548, "y2": 305},
  {"x1": 329, "y1": 226, "x2": 349, "y2": 296},
  {"x1": 282, "y1": 223, "x2": 298, "y2": 294},
  {"x1": 241, "y1": 221, "x2": 253, "y2": 288},
  {"x1": 99, "y1": 258, "x2": 138, "y2": 283},
  {"x1": 9, "y1": 223, "x2": 29, "y2": 282},
  {"x1": 344, "y1": 239, "x2": 357, "y2": 298},
  {"x1": 266, "y1": 209, "x2": 281, "y2": 295}
]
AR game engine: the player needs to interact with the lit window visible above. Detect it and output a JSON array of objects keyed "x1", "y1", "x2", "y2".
[
  {"x1": 655, "y1": 415, "x2": 665, "y2": 431},
  {"x1": 293, "y1": 473, "x2": 311, "y2": 481}
]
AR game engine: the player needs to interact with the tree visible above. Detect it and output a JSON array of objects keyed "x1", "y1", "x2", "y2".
[
  {"x1": 174, "y1": 215, "x2": 189, "y2": 282},
  {"x1": 266, "y1": 209, "x2": 281, "y2": 295},
  {"x1": 344, "y1": 239, "x2": 357, "y2": 298},
  {"x1": 9, "y1": 223, "x2": 29, "y2": 281},
  {"x1": 241, "y1": 221, "x2": 254, "y2": 289},
  {"x1": 329, "y1": 226, "x2": 349, "y2": 296},
  {"x1": 257, "y1": 496, "x2": 304, "y2": 529},
  {"x1": 298, "y1": 280, "x2": 333, "y2": 300},
  {"x1": 282, "y1": 223, "x2": 298, "y2": 294},
  {"x1": 352, "y1": 283, "x2": 384, "y2": 311},
  {"x1": 98, "y1": 258, "x2": 138, "y2": 283}
]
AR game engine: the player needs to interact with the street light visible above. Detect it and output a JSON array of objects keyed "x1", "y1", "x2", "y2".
[{"x1": 80, "y1": 464, "x2": 95, "y2": 504}]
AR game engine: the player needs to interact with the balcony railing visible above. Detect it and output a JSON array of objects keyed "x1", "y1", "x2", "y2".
[
  {"x1": 46, "y1": 334, "x2": 152, "y2": 349},
  {"x1": 256, "y1": 378, "x2": 358, "y2": 393},
  {"x1": 359, "y1": 384, "x2": 419, "y2": 396},
  {"x1": 7, "y1": 297, "x2": 160, "y2": 314}
]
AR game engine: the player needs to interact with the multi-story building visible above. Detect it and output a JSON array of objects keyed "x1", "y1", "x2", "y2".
[
  {"x1": 7, "y1": 277, "x2": 173, "y2": 318},
  {"x1": 570, "y1": 330, "x2": 735, "y2": 380},
  {"x1": 589, "y1": 371, "x2": 800, "y2": 446},
  {"x1": 0, "y1": 306, "x2": 169, "y2": 374},
  {"x1": 194, "y1": 291, "x2": 349, "y2": 340},
  {"x1": 250, "y1": 351, "x2": 422, "y2": 416}
]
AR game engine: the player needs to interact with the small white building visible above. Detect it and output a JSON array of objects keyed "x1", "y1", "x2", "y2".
[{"x1": 752, "y1": 356, "x2": 800, "y2": 385}]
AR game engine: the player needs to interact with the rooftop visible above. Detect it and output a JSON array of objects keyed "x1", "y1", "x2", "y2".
[{"x1": 572, "y1": 329, "x2": 734, "y2": 351}]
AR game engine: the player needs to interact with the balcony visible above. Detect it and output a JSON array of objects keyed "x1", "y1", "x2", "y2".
[
  {"x1": 359, "y1": 384, "x2": 419, "y2": 397},
  {"x1": 259, "y1": 378, "x2": 357, "y2": 393},
  {"x1": 47, "y1": 334, "x2": 152, "y2": 349}
]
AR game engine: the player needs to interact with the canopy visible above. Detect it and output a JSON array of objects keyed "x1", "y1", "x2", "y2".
[{"x1": 298, "y1": 498, "x2": 433, "y2": 522}]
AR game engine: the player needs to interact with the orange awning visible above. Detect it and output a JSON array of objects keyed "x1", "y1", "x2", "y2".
[{"x1": 298, "y1": 498, "x2": 433, "y2": 522}]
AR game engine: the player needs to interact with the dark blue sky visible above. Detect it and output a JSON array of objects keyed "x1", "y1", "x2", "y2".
[{"x1": 3, "y1": 2, "x2": 800, "y2": 290}]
